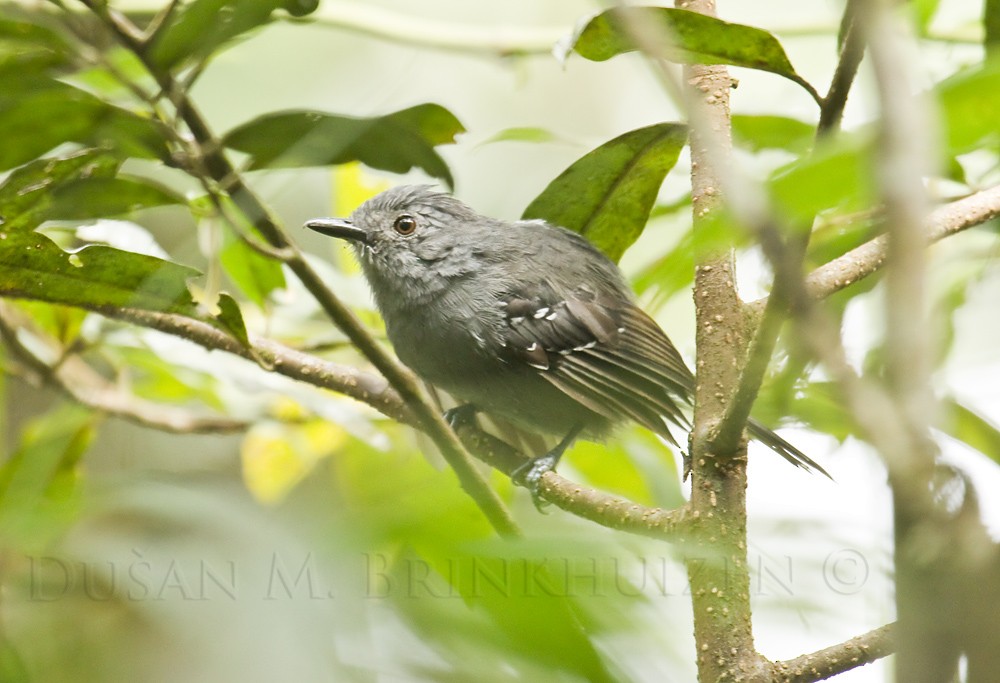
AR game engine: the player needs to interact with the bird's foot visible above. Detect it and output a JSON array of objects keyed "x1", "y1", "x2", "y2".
[
  {"x1": 511, "y1": 452, "x2": 561, "y2": 512},
  {"x1": 511, "y1": 424, "x2": 583, "y2": 512}
]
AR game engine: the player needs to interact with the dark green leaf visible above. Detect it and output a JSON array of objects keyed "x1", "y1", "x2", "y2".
[
  {"x1": 522, "y1": 123, "x2": 687, "y2": 262},
  {"x1": 147, "y1": 0, "x2": 319, "y2": 70},
  {"x1": 985, "y1": 0, "x2": 1000, "y2": 51},
  {"x1": 569, "y1": 7, "x2": 813, "y2": 93},
  {"x1": 0, "y1": 77, "x2": 170, "y2": 171},
  {"x1": 0, "y1": 19, "x2": 75, "y2": 75},
  {"x1": 223, "y1": 104, "x2": 465, "y2": 188},
  {"x1": 732, "y1": 114, "x2": 815, "y2": 154},
  {"x1": 0, "y1": 230, "x2": 200, "y2": 316},
  {"x1": 936, "y1": 63, "x2": 1000, "y2": 155},
  {"x1": 216, "y1": 293, "x2": 252, "y2": 349},
  {"x1": 0, "y1": 149, "x2": 120, "y2": 231},
  {"x1": 48, "y1": 177, "x2": 184, "y2": 220}
]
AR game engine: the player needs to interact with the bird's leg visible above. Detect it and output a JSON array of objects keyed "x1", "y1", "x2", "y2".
[
  {"x1": 443, "y1": 403, "x2": 480, "y2": 429},
  {"x1": 512, "y1": 424, "x2": 584, "y2": 510}
]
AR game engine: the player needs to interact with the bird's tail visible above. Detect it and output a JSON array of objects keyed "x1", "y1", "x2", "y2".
[{"x1": 747, "y1": 418, "x2": 832, "y2": 479}]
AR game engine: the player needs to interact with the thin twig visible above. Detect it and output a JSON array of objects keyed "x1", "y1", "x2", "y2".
[
  {"x1": 801, "y1": 184, "x2": 1000, "y2": 303},
  {"x1": 771, "y1": 623, "x2": 895, "y2": 682},
  {"x1": 0, "y1": 304, "x2": 249, "y2": 434},
  {"x1": 817, "y1": 0, "x2": 865, "y2": 136},
  {"x1": 313, "y1": 4, "x2": 565, "y2": 56}
]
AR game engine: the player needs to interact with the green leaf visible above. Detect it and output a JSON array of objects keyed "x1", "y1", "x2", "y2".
[
  {"x1": 223, "y1": 104, "x2": 465, "y2": 188},
  {"x1": 942, "y1": 398, "x2": 1000, "y2": 464},
  {"x1": 0, "y1": 230, "x2": 201, "y2": 317},
  {"x1": 769, "y1": 134, "x2": 875, "y2": 225},
  {"x1": 478, "y1": 127, "x2": 564, "y2": 146},
  {"x1": 216, "y1": 293, "x2": 252, "y2": 349},
  {"x1": 219, "y1": 226, "x2": 286, "y2": 306},
  {"x1": 633, "y1": 229, "x2": 694, "y2": 306},
  {"x1": 522, "y1": 123, "x2": 687, "y2": 262},
  {"x1": 0, "y1": 19, "x2": 75, "y2": 76},
  {"x1": 0, "y1": 404, "x2": 95, "y2": 551},
  {"x1": 48, "y1": 177, "x2": 184, "y2": 220},
  {"x1": 936, "y1": 62, "x2": 1000, "y2": 155},
  {"x1": 732, "y1": 114, "x2": 815, "y2": 154},
  {"x1": 0, "y1": 77, "x2": 170, "y2": 171},
  {"x1": 569, "y1": 7, "x2": 814, "y2": 95},
  {"x1": 148, "y1": 0, "x2": 319, "y2": 70},
  {"x1": 0, "y1": 149, "x2": 120, "y2": 231}
]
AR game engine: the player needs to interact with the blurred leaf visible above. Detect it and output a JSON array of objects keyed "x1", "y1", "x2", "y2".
[
  {"x1": 0, "y1": 19, "x2": 74, "y2": 76},
  {"x1": 634, "y1": 230, "x2": 694, "y2": 305},
  {"x1": 805, "y1": 212, "x2": 879, "y2": 271},
  {"x1": 110, "y1": 345, "x2": 225, "y2": 410},
  {"x1": 911, "y1": 0, "x2": 942, "y2": 34},
  {"x1": 0, "y1": 404, "x2": 95, "y2": 551},
  {"x1": 9, "y1": 300, "x2": 87, "y2": 347},
  {"x1": 0, "y1": 637, "x2": 30, "y2": 683},
  {"x1": 566, "y1": 439, "x2": 654, "y2": 505},
  {"x1": 241, "y1": 419, "x2": 348, "y2": 503},
  {"x1": 223, "y1": 104, "x2": 464, "y2": 187},
  {"x1": 732, "y1": 114, "x2": 815, "y2": 154},
  {"x1": 219, "y1": 214, "x2": 287, "y2": 306},
  {"x1": 787, "y1": 382, "x2": 854, "y2": 442},
  {"x1": 769, "y1": 134, "x2": 875, "y2": 225},
  {"x1": 147, "y1": 0, "x2": 319, "y2": 70},
  {"x1": 942, "y1": 398, "x2": 1000, "y2": 464},
  {"x1": 411, "y1": 546, "x2": 617, "y2": 681},
  {"x1": 48, "y1": 177, "x2": 184, "y2": 220},
  {"x1": 0, "y1": 230, "x2": 201, "y2": 316},
  {"x1": 985, "y1": 0, "x2": 1000, "y2": 51},
  {"x1": 936, "y1": 62, "x2": 1000, "y2": 155},
  {"x1": 477, "y1": 127, "x2": 564, "y2": 146},
  {"x1": 0, "y1": 149, "x2": 120, "y2": 232},
  {"x1": 0, "y1": 76, "x2": 170, "y2": 171},
  {"x1": 568, "y1": 7, "x2": 814, "y2": 94},
  {"x1": 523, "y1": 123, "x2": 687, "y2": 262}
]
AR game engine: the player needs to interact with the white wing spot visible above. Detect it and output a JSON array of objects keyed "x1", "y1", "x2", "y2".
[{"x1": 533, "y1": 307, "x2": 550, "y2": 319}]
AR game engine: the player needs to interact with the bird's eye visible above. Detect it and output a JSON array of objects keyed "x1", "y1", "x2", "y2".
[{"x1": 393, "y1": 214, "x2": 417, "y2": 235}]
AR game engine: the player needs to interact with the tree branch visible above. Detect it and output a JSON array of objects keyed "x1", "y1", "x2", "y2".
[
  {"x1": 0, "y1": 303, "x2": 249, "y2": 434},
  {"x1": 745, "y1": 184, "x2": 1000, "y2": 313},
  {"x1": 771, "y1": 623, "x2": 896, "y2": 682}
]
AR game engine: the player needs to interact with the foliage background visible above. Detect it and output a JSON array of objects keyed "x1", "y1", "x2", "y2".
[{"x1": 0, "y1": 0, "x2": 999, "y2": 681}]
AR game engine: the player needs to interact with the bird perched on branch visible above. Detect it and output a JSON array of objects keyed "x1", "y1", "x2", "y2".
[{"x1": 307, "y1": 185, "x2": 827, "y2": 497}]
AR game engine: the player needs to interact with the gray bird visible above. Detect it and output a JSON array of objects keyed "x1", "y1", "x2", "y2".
[{"x1": 306, "y1": 185, "x2": 828, "y2": 493}]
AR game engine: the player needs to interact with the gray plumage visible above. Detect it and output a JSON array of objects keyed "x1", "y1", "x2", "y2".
[{"x1": 307, "y1": 185, "x2": 828, "y2": 478}]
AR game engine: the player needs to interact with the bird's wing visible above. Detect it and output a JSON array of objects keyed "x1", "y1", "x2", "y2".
[{"x1": 501, "y1": 284, "x2": 693, "y2": 442}]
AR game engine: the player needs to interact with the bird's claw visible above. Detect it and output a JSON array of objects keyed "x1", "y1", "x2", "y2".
[{"x1": 512, "y1": 452, "x2": 560, "y2": 512}]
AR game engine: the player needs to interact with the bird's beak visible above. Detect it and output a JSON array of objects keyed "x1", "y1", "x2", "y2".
[{"x1": 305, "y1": 218, "x2": 370, "y2": 244}]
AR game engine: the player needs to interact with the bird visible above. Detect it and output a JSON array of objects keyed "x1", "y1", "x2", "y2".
[{"x1": 306, "y1": 185, "x2": 828, "y2": 496}]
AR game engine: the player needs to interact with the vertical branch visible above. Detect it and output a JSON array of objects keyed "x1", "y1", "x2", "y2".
[{"x1": 678, "y1": 0, "x2": 766, "y2": 678}]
